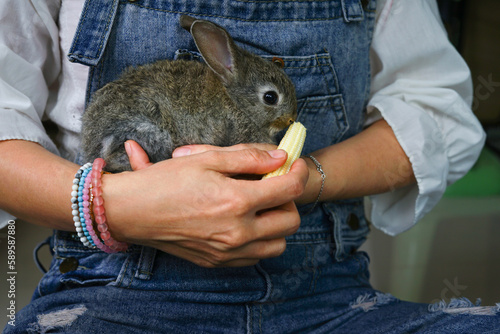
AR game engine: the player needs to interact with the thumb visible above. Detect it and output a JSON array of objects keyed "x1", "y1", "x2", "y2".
[{"x1": 125, "y1": 140, "x2": 153, "y2": 170}]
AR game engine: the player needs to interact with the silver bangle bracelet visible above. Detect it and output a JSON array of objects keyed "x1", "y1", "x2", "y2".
[{"x1": 304, "y1": 155, "x2": 326, "y2": 214}]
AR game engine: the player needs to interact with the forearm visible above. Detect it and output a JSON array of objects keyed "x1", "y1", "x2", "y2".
[
  {"x1": 0, "y1": 140, "x2": 78, "y2": 230},
  {"x1": 298, "y1": 119, "x2": 416, "y2": 204}
]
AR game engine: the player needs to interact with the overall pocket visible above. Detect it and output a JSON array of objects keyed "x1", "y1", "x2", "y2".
[
  {"x1": 262, "y1": 52, "x2": 349, "y2": 154},
  {"x1": 297, "y1": 94, "x2": 348, "y2": 154},
  {"x1": 170, "y1": 49, "x2": 349, "y2": 153}
]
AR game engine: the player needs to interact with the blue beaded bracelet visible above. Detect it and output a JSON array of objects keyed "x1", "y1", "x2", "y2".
[
  {"x1": 71, "y1": 163, "x2": 94, "y2": 247},
  {"x1": 78, "y1": 167, "x2": 96, "y2": 247}
]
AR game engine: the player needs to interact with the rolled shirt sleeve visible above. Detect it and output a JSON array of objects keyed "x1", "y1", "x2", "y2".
[
  {"x1": 366, "y1": 0, "x2": 485, "y2": 235},
  {"x1": 0, "y1": 0, "x2": 62, "y2": 228}
]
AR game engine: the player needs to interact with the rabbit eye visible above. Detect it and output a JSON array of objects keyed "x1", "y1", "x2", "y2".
[{"x1": 263, "y1": 91, "x2": 279, "y2": 105}]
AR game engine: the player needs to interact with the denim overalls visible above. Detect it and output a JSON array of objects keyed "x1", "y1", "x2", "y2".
[{"x1": 7, "y1": 1, "x2": 500, "y2": 333}]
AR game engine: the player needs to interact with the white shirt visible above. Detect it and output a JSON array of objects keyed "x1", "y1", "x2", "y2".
[{"x1": 0, "y1": 0, "x2": 485, "y2": 235}]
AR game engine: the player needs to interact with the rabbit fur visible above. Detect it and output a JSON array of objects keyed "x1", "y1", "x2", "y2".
[{"x1": 81, "y1": 15, "x2": 297, "y2": 172}]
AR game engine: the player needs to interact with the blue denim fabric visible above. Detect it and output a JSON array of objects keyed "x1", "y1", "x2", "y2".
[{"x1": 5, "y1": 0, "x2": 499, "y2": 333}]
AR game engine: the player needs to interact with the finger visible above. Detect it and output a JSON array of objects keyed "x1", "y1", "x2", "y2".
[
  {"x1": 242, "y1": 157, "x2": 309, "y2": 211},
  {"x1": 211, "y1": 238, "x2": 288, "y2": 267},
  {"x1": 172, "y1": 144, "x2": 216, "y2": 158},
  {"x1": 125, "y1": 140, "x2": 153, "y2": 170},
  {"x1": 234, "y1": 237, "x2": 288, "y2": 259},
  {"x1": 157, "y1": 242, "x2": 262, "y2": 268},
  {"x1": 172, "y1": 143, "x2": 278, "y2": 158},
  {"x1": 202, "y1": 148, "x2": 288, "y2": 175},
  {"x1": 252, "y1": 201, "x2": 301, "y2": 240},
  {"x1": 219, "y1": 143, "x2": 277, "y2": 152},
  {"x1": 172, "y1": 144, "x2": 239, "y2": 158}
]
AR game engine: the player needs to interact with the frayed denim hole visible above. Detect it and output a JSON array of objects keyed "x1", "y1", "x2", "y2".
[
  {"x1": 428, "y1": 297, "x2": 500, "y2": 316},
  {"x1": 28, "y1": 305, "x2": 87, "y2": 334},
  {"x1": 350, "y1": 292, "x2": 397, "y2": 312}
]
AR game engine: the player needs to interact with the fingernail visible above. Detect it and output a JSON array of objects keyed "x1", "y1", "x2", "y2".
[
  {"x1": 268, "y1": 149, "x2": 287, "y2": 159},
  {"x1": 172, "y1": 147, "x2": 192, "y2": 158},
  {"x1": 124, "y1": 141, "x2": 133, "y2": 157}
]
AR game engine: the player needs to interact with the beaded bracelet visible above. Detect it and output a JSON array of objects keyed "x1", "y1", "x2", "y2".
[
  {"x1": 304, "y1": 155, "x2": 326, "y2": 215},
  {"x1": 84, "y1": 169, "x2": 115, "y2": 253},
  {"x1": 82, "y1": 168, "x2": 97, "y2": 247},
  {"x1": 71, "y1": 163, "x2": 93, "y2": 246},
  {"x1": 91, "y1": 158, "x2": 129, "y2": 253},
  {"x1": 78, "y1": 166, "x2": 96, "y2": 247},
  {"x1": 71, "y1": 160, "x2": 128, "y2": 253}
]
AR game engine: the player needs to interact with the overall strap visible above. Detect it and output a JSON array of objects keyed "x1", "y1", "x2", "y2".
[{"x1": 67, "y1": 0, "x2": 119, "y2": 66}]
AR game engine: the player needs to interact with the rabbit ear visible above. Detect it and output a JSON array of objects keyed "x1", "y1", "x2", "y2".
[
  {"x1": 179, "y1": 15, "x2": 196, "y2": 32},
  {"x1": 189, "y1": 20, "x2": 237, "y2": 84}
]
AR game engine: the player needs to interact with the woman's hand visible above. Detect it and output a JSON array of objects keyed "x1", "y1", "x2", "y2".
[
  {"x1": 144, "y1": 119, "x2": 417, "y2": 210},
  {"x1": 103, "y1": 141, "x2": 308, "y2": 268}
]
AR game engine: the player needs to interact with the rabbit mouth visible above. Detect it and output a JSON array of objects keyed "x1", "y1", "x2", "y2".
[{"x1": 270, "y1": 115, "x2": 296, "y2": 131}]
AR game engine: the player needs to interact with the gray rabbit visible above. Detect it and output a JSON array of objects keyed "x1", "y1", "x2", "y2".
[{"x1": 81, "y1": 15, "x2": 297, "y2": 172}]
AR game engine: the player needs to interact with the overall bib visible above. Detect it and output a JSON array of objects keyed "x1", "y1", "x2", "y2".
[{"x1": 7, "y1": 1, "x2": 500, "y2": 333}]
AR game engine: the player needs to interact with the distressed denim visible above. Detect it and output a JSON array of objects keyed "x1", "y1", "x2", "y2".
[{"x1": 5, "y1": 0, "x2": 499, "y2": 333}]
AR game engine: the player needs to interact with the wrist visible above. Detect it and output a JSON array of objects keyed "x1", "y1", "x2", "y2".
[
  {"x1": 99, "y1": 171, "x2": 132, "y2": 243},
  {"x1": 295, "y1": 156, "x2": 323, "y2": 205}
]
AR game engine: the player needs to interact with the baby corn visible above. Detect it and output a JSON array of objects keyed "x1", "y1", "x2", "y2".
[{"x1": 263, "y1": 122, "x2": 307, "y2": 179}]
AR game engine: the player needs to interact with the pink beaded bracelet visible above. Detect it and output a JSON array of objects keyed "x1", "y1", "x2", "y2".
[
  {"x1": 91, "y1": 158, "x2": 129, "y2": 253},
  {"x1": 82, "y1": 170, "x2": 112, "y2": 252}
]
